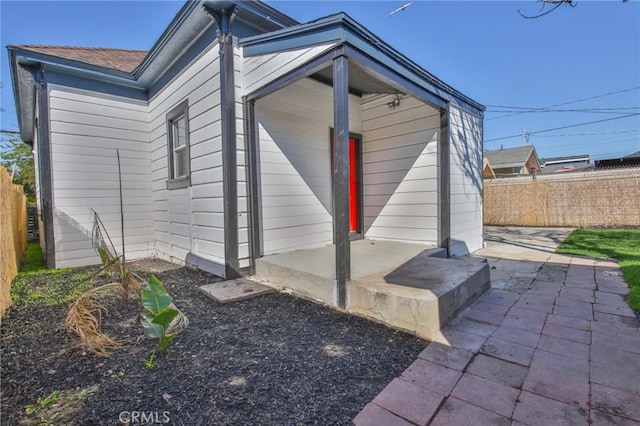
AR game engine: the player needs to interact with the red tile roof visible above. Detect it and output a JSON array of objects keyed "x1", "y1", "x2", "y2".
[{"x1": 18, "y1": 45, "x2": 148, "y2": 73}]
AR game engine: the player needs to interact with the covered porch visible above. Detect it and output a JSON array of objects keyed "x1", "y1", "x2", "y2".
[{"x1": 238, "y1": 13, "x2": 485, "y2": 335}]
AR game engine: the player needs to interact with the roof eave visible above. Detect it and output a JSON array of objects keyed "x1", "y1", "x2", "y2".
[
  {"x1": 234, "y1": 0, "x2": 299, "y2": 27},
  {"x1": 8, "y1": 48, "x2": 35, "y2": 143},
  {"x1": 11, "y1": 48, "x2": 140, "y2": 85},
  {"x1": 135, "y1": 0, "x2": 298, "y2": 87},
  {"x1": 240, "y1": 13, "x2": 484, "y2": 114}
]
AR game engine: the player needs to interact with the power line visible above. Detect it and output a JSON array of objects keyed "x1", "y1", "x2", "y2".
[
  {"x1": 487, "y1": 106, "x2": 639, "y2": 112},
  {"x1": 487, "y1": 107, "x2": 639, "y2": 114},
  {"x1": 484, "y1": 113, "x2": 640, "y2": 143},
  {"x1": 533, "y1": 129, "x2": 639, "y2": 138},
  {"x1": 486, "y1": 86, "x2": 640, "y2": 121}
]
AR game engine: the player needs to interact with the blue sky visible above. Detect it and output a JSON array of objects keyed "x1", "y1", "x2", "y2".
[{"x1": 1, "y1": 0, "x2": 638, "y2": 161}]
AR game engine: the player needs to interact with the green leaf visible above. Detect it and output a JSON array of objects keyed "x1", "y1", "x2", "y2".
[
  {"x1": 151, "y1": 308, "x2": 179, "y2": 331},
  {"x1": 141, "y1": 275, "x2": 172, "y2": 315},
  {"x1": 141, "y1": 311, "x2": 164, "y2": 338},
  {"x1": 97, "y1": 247, "x2": 109, "y2": 266}
]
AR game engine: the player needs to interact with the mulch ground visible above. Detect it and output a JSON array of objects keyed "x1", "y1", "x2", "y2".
[{"x1": 1, "y1": 259, "x2": 426, "y2": 425}]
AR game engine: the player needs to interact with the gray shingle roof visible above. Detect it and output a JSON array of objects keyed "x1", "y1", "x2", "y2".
[
  {"x1": 484, "y1": 146, "x2": 536, "y2": 169},
  {"x1": 16, "y1": 45, "x2": 148, "y2": 73}
]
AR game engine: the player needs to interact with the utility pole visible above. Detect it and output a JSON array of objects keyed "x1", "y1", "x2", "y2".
[{"x1": 522, "y1": 130, "x2": 530, "y2": 145}]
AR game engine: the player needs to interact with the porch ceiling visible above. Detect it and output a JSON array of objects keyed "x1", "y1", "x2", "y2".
[{"x1": 311, "y1": 62, "x2": 401, "y2": 96}]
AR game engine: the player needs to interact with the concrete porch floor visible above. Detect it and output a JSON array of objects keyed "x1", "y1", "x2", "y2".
[
  {"x1": 257, "y1": 240, "x2": 446, "y2": 281},
  {"x1": 254, "y1": 240, "x2": 491, "y2": 340}
]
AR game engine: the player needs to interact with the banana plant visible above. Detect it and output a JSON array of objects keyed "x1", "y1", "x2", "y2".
[{"x1": 140, "y1": 276, "x2": 179, "y2": 351}]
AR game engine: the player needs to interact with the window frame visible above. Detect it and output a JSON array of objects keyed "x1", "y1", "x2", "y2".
[{"x1": 166, "y1": 99, "x2": 191, "y2": 190}]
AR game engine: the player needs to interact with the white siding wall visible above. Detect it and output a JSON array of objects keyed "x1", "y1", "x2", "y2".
[
  {"x1": 242, "y1": 43, "x2": 337, "y2": 96},
  {"x1": 256, "y1": 78, "x2": 362, "y2": 255},
  {"x1": 48, "y1": 85, "x2": 153, "y2": 268},
  {"x1": 449, "y1": 105, "x2": 483, "y2": 256},
  {"x1": 149, "y1": 43, "x2": 224, "y2": 267},
  {"x1": 362, "y1": 94, "x2": 440, "y2": 245}
]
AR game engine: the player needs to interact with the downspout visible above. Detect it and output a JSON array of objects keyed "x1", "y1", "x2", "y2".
[
  {"x1": 204, "y1": 5, "x2": 240, "y2": 279},
  {"x1": 34, "y1": 64, "x2": 56, "y2": 268}
]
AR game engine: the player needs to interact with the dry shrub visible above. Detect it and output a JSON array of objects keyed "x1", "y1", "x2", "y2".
[
  {"x1": 116, "y1": 259, "x2": 142, "y2": 300},
  {"x1": 64, "y1": 283, "x2": 123, "y2": 357}
]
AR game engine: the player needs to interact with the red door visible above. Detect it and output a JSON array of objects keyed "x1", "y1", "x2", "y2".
[
  {"x1": 349, "y1": 138, "x2": 359, "y2": 233},
  {"x1": 332, "y1": 134, "x2": 361, "y2": 234}
]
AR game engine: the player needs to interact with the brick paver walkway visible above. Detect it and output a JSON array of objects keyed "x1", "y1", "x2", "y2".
[{"x1": 354, "y1": 254, "x2": 640, "y2": 425}]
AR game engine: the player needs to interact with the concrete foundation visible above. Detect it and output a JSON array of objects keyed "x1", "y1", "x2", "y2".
[{"x1": 255, "y1": 240, "x2": 490, "y2": 340}]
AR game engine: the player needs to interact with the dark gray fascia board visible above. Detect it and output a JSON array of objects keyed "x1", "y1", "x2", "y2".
[
  {"x1": 134, "y1": 1, "x2": 210, "y2": 86},
  {"x1": 8, "y1": 48, "x2": 35, "y2": 143},
  {"x1": 135, "y1": 0, "x2": 297, "y2": 86},
  {"x1": 234, "y1": 0, "x2": 299, "y2": 28},
  {"x1": 45, "y1": 69, "x2": 147, "y2": 101},
  {"x1": 240, "y1": 13, "x2": 485, "y2": 115},
  {"x1": 12, "y1": 50, "x2": 141, "y2": 88},
  {"x1": 240, "y1": 12, "x2": 347, "y2": 52}
]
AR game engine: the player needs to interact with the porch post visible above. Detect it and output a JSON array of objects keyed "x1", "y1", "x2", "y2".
[
  {"x1": 439, "y1": 104, "x2": 451, "y2": 256},
  {"x1": 205, "y1": 5, "x2": 240, "y2": 278},
  {"x1": 243, "y1": 98, "x2": 262, "y2": 273},
  {"x1": 332, "y1": 54, "x2": 350, "y2": 308}
]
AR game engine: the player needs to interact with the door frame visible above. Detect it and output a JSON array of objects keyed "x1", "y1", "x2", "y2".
[{"x1": 330, "y1": 128, "x2": 364, "y2": 240}]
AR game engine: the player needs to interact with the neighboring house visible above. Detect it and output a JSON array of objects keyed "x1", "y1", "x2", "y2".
[
  {"x1": 484, "y1": 146, "x2": 541, "y2": 177},
  {"x1": 483, "y1": 158, "x2": 496, "y2": 179},
  {"x1": 595, "y1": 151, "x2": 640, "y2": 169},
  {"x1": 540, "y1": 154, "x2": 593, "y2": 174},
  {"x1": 9, "y1": 0, "x2": 484, "y2": 307}
]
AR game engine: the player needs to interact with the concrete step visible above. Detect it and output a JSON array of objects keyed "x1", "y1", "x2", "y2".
[{"x1": 349, "y1": 253, "x2": 490, "y2": 340}]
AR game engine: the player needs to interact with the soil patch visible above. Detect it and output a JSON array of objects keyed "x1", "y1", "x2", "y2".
[{"x1": 1, "y1": 259, "x2": 426, "y2": 425}]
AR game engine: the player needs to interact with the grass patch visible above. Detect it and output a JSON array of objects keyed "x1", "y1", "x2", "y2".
[
  {"x1": 19, "y1": 242, "x2": 46, "y2": 273},
  {"x1": 11, "y1": 268, "x2": 98, "y2": 308},
  {"x1": 557, "y1": 228, "x2": 640, "y2": 311}
]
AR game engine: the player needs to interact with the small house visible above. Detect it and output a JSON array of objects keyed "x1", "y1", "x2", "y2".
[
  {"x1": 484, "y1": 145, "x2": 541, "y2": 177},
  {"x1": 9, "y1": 0, "x2": 485, "y2": 309}
]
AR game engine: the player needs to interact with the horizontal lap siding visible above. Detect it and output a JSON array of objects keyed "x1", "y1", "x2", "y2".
[
  {"x1": 449, "y1": 105, "x2": 483, "y2": 256},
  {"x1": 242, "y1": 43, "x2": 337, "y2": 96},
  {"x1": 48, "y1": 86, "x2": 153, "y2": 268},
  {"x1": 362, "y1": 95, "x2": 439, "y2": 245},
  {"x1": 149, "y1": 43, "x2": 224, "y2": 267},
  {"x1": 256, "y1": 78, "x2": 362, "y2": 255}
]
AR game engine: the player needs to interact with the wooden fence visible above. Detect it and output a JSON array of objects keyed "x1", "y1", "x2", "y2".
[
  {"x1": 484, "y1": 167, "x2": 640, "y2": 227},
  {"x1": 1, "y1": 165, "x2": 27, "y2": 318}
]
